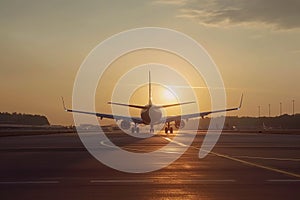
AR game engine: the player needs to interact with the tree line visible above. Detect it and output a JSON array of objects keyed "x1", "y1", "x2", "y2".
[
  {"x1": 199, "y1": 114, "x2": 300, "y2": 130},
  {"x1": 0, "y1": 112, "x2": 50, "y2": 125}
]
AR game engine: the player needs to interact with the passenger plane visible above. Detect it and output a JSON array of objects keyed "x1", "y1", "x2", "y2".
[{"x1": 62, "y1": 71, "x2": 243, "y2": 133}]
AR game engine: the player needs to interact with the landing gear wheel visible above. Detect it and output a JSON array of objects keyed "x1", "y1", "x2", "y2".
[
  {"x1": 136, "y1": 127, "x2": 140, "y2": 134},
  {"x1": 165, "y1": 127, "x2": 168, "y2": 134},
  {"x1": 131, "y1": 127, "x2": 135, "y2": 134},
  {"x1": 150, "y1": 128, "x2": 154, "y2": 133},
  {"x1": 170, "y1": 127, "x2": 173, "y2": 134}
]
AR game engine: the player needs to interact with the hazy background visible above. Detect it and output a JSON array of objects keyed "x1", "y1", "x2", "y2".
[{"x1": 0, "y1": 0, "x2": 299, "y2": 125}]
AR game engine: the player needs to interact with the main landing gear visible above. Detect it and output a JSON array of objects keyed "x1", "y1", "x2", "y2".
[
  {"x1": 164, "y1": 122, "x2": 173, "y2": 134},
  {"x1": 150, "y1": 125, "x2": 154, "y2": 133},
  {"x1": 131, "y1": 124, "x2": 154, "y2": 134}
]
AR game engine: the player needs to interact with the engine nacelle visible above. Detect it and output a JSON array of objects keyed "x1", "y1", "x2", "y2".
[
  {"x1": 175, "y1": 120, "x2": 185, "y2": 129},
  {"x1": 120, "y1": 120, "x2": 131, "y2": 130}
]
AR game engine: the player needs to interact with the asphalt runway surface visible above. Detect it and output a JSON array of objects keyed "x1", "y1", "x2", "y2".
[{"x1": 0, "y1": 130, "x2": 299, "y2": 200}]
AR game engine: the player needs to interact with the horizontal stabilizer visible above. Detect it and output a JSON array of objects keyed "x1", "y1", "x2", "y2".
[
  {"x1": 108, "y1": 102, "x2": 147, "y2": 109},
  {"x1": 159, "y1": 101, "x2": 195, "y2": 108}
]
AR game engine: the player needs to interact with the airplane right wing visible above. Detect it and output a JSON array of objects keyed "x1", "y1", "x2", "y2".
[{"x1": 162, "y1": 94, "x2": 243, "y2": 123}]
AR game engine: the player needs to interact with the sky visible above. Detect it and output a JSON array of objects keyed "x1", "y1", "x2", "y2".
[{"x1": 0, "y1": 0, "x2": 299, "y2": 125}]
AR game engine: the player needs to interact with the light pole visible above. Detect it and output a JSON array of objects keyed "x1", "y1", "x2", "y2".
[
  {"x1": 292, "y1": 100, "x2": 295, "y2": 116},
  {"x1": 258, "y1": 106, "x2": 260, "y2": 118},
  {"x1": 280, "y1": 102, "x2": 282, "y2": 116},
  {"x1": 268, "y1": 104, "x2": 271, "y2": 117}
]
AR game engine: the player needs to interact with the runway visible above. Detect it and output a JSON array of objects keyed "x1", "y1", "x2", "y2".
[{"x1": 0, "y1": 130, "x2": 299, "y2": 200}]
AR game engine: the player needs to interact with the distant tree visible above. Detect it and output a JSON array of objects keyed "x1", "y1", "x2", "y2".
[{"x1": 0, "y1": 112, "x2": 50, "y2": 125}]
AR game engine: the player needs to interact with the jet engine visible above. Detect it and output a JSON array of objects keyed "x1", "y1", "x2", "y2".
[
  {"x1": 175, "y1": 120, "x2": 185, "y2": 129},
  {"x1": 120, "y1": 120, "x2": 131, "y2": 130}
]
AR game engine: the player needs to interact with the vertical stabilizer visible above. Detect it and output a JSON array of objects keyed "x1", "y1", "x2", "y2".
[{"x1": 148, "y1": 70, "x2": 152, "y2": 105}]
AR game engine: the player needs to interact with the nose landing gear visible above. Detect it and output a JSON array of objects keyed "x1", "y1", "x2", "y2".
[
  {"x1": 164, "y1": 122, "x2": 173, "y2": 134},
  {"x1": 150, "y1": 124, "x2": 154, "y2": 133}
]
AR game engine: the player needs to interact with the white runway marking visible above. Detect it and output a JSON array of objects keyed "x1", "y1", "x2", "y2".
[
  {"x1": 179, "y1": 179, "x2": 236, "y2": 183},
  {"x1": 267, "y1": 179, "x2": 300, "y2": 182},
  {"x1": 90, "y1": 179, "x2": 236, "y2": 183},
  {"x1": 162, "y1": 137, "x2": 300, "y2": 179},
  {"x1": 3, "y1": 179, "x2": 300, "y2": 185},
  {"x1": 100, "y1": 135, "x2": 300, "y2": 179},
  {"x1": 100, "y1": 140, "x2": 117, "y2": 148},
  {"x1": 100, "y1": 139, "x2": 182, "y2": 154},
  {"x1": 90, "y1": 179, "x2": 153, "y2": 183},
  {"x1": 163, "y1": 137, "x2": 188, "y2": 147},
  {"x1": 233, "y1": 155, "x2": 300, "y2": 162},
  {"x1": 0, "y1": 181, "x2": 60, "y2": 184},
  {"x1": 201, "y1": 150, "x2": 300, "y2": 179}
]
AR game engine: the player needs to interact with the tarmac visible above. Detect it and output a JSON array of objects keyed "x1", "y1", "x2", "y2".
[{"x1": 0, "y1": 130, "x2": 299, "y2": 200}]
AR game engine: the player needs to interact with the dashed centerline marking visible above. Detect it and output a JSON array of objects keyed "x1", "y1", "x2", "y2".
[
  {"x1": 163, "y1": 137, "x2": 187, "y2": 147},
  {"x1": 90, "y1": 179, "x2": 153, "y2": 183},
  {"x1": 100, "y1": 140, "x2": 117, "y2": 148},
  {"x1": 100, "y1": 139, "x2": 182, "y2": 154},
  {"x1": 0, "y1": 181, "x2": 60, "y2": 184}
]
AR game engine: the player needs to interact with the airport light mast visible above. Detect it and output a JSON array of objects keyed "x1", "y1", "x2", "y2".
[
  {"x1": 280, "y1": 102, "x2": 282, "y2": 116},
  {"x1": 292, "y1": 100, "x2": 295, "y2": 116}
]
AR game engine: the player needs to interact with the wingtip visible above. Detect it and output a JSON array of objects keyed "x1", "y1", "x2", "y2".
[
  {"x1": 61, "y1": 96, "x2": 67, "y2": 111},
  {"x1": 239, "y1": 93, "x2": 244, "y2": 109}
]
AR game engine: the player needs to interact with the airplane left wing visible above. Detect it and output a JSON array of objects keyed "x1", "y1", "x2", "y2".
[
  {"x1": 162, "y1": 94, "x2": 243, "y2": 123},
  {"x1": 61, "y1": 97, "x2": 143, "y2": 124}
]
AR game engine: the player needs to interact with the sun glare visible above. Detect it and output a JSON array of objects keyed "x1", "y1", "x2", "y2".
[{"x1": 163, "y1": 88, "x2": 176, "y2": 101}]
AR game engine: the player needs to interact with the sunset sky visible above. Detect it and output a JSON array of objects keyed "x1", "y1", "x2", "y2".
[{"x1": 0, "y1": 0, "x2": 299, "y2": 125}]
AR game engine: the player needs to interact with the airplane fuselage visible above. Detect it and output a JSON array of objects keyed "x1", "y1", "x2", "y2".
[{"x1": 140, "y1": 105, "x2": 162, "y2": 125}]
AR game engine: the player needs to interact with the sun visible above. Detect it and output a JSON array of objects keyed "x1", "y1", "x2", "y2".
[
  {"x1": 158, "y1": 86, "x2": 181, "y2": 116},
  {"x1": 155, "y1": 86, "x2": 178, "y2": 105},
  {"x1": 163, "y1": 89, "x2": 176, "y2": 101}
]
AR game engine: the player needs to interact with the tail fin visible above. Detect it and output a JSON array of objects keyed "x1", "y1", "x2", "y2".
[{"x1": 148, "y1": 70, "x2": 152, "y2": 105}]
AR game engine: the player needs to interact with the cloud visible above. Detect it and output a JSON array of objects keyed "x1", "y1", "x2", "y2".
[
  {"x1": 152, "y1": 0, "x2": 188, "y2": 6},
  {"x1": 155, "y1": 0, "x2": 300, "y2": 30}
]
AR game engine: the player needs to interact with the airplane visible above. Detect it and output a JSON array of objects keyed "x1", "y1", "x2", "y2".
[{"x1": 62, "y1": 71, "x2": 243, "y2": 134}]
